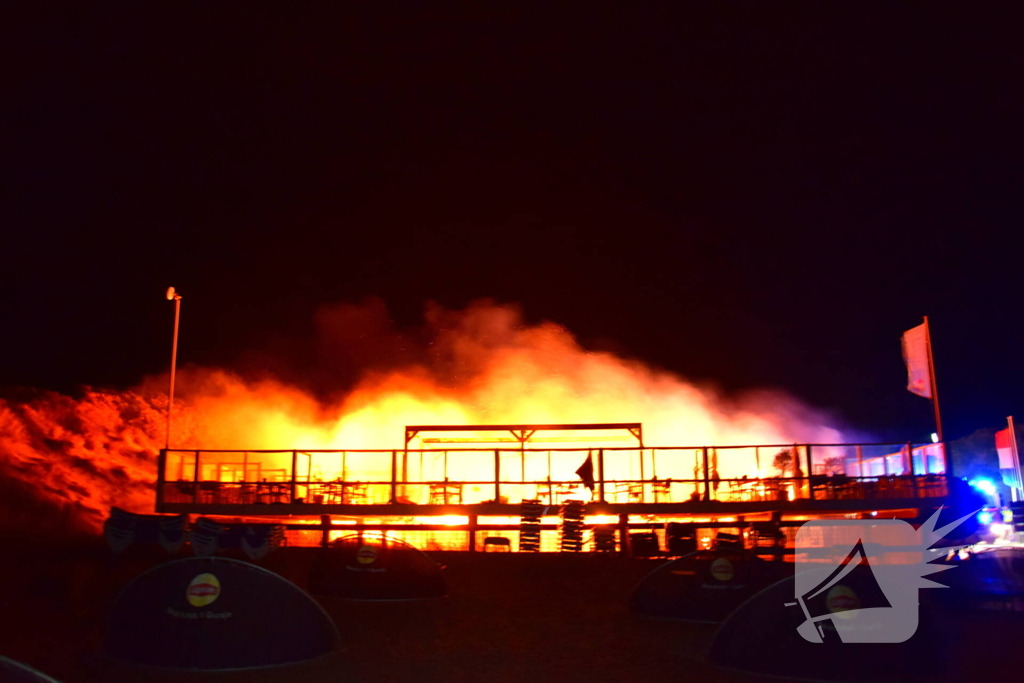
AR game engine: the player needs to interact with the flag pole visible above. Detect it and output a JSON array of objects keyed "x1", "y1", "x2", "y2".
[
  {"x1": 923, "y1": 316, "x2": 944, "y2": 442},
  {"x1": 1007, "y1": 416, "x2": 1023, "y2": 502},
  {"x1": 922, "y1": 316, "x2": 948, "y2": 477}
]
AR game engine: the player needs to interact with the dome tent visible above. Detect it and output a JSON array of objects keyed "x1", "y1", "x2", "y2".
[
  {"x1": 628, "y1": 548, "x2": 790, "y2": 622},
  {"x1": 0, "y1": 656, "x2": 62, "y2": 683},
  {"x1": 103, "y1": 556, "x2": 340, "y2": 672},
  {"x1": 309, "y1": 533, "x2": 446, "y2": 600},
  {"x1": 708, "y1": 568, "x2": 951, "y2": 682}
]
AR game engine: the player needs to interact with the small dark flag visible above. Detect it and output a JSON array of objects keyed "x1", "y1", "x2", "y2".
[{"x1": 575, "y1": 453, "x2": 595, "y2": 491}]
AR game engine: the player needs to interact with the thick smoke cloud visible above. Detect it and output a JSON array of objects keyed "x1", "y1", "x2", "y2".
[{"x1": 0, "y1": 299, "x2": 846, "y2": 537}]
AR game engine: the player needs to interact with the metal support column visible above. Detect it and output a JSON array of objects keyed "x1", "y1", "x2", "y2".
[
  {"x1": 390, "y1": 450, "x2": 397, "y2": 503},
  {"x1": 618, "y1": 513, "x2": 631, "y2": 557},
  {"x1": 290, "y1": 450, "x2": 298, "y2": 503},
  {"x1": 193, "y1": 450, "x2": 200, "y2": 505},
  {"x1": 907, "y1": 443, "x2": 918, "y2": 497},
  {"x1": 807, "y1": 445, "x2": 815, "y2": 500},
  {"x1": 494, "y1": 450, "x2": 501, "y2": 503},
  {"x1": 320, "y1": 515, "x2": 331, "y2": 548},
  {"x1": 702, "y1": 447, "x2": 711, "y2": 501},
  {"x1": 156, "y1": 449, "x2": 167, "y2": 510}
]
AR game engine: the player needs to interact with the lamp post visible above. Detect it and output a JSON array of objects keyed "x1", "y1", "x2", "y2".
[{"x1": 165, "y1": 286, "x2": 182, "y2": 449}]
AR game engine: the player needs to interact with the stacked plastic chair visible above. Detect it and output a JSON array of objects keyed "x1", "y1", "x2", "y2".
[
  {"x1": 519, "y1": 499, "x2": 544, "y2": 552},
  {"x1": 593, "y1": 525, "x2": 617, "y2": 552},
  {"x1": 103, "y1": 507, "x2": 188, "y2": 554},
  {"x1": 559, "y1": 499, "x2": 587, "y2": 552},
  {"x1": 191, "y1": 517, "x2": 286, "y2": 560}
]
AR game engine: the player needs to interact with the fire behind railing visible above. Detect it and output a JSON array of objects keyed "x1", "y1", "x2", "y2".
[{"x1": 157, "y1": 442, "x2": 949, "y2": 507}]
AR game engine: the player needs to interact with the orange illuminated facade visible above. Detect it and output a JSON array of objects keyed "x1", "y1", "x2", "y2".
[{"x1": 156, "y1": 424, "x2": 950, "y2": 552}]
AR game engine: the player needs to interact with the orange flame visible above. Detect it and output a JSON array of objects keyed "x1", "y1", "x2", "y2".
[{"x1": 0, "y1": 299, "x2": 844, "y2": 535}]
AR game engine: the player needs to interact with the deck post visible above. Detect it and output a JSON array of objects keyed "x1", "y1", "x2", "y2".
[
  {"x1": 702, "y1": 447, "x2": 711, "y2": 501},
  {"x1": 807, "y1": 445, "x2": 815, "y2": 500},
  {"x1": 618, "y1": 513, "x2": 631, "y2": 556},
  {"x1": 193, "y1": 450, "x2": 200, "y2": 504},
  {"x1": 390, "y1": 450, "x2": 397, "y2": 503},
  {"x1": 907, "y1": 443, "x2": 918, "y2": 497},
  {"x1": 156, "y1": 449, "x2": 167, "y2": 510},
  {"x1": 290, "y1": 451, "x2": 298, "y2": 503},
  {"x1": 320, "y1": 514, "x2": 330, "y2": 548},
  {"x1": 468, "y1": 514, "x2": 478, "y2": 552},
  {"x1": 494, "y1": 450, "x2": 501, "y2": 503},
  {"x1": 638, "y1": 448, "x2": 645, "y2": 502},
  {"x1": 597, "y1": 449, "x2": 606, "y2": 502}
]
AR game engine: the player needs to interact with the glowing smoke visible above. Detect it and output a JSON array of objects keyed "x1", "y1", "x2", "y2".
[{"x1": 0, "y1": 299, "x2": 845, "y2": 535}]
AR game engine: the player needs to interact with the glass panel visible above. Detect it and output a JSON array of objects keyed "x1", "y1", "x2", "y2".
[
  {"x1": 240, "y1": 452, "x2": 293, "y2": 482},
  {"x1": 165, "y1": 451, "x2": 196, "y2": 481},
  {"x1": 296, "y1": 452, "x2": 311, "y2": 481},
  {"x1": 446, "y1": 450, "x2": 498, "y2": 484}
]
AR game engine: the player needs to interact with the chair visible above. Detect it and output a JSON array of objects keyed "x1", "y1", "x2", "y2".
[
  {"x1": 239, "y1": 483, "x2": 257, "y2": 505},
  {"x1": 761, "y1": 479, "x2": 787, "y2": 502},
  {"x1": 444, "y1": 482, "x2": 463, "y2": 504},
  {"x1": 666, "y1": 522, "x2": 697, "y2": 555},
  {"x1": 749, "y1": 521, "x2": 785, "y2": 552},
  {"x1": 343, "y1": 483, "x2": 369, "y2": 504},
  {"x1": 652, "y1": 479, "x2": 672, "y2": 503},
  {"x1": 714, "y1": 531, "x2": 744, "y2": 550},
  {"x1": 713, "y1": 479, "x2": 742, "y2": 502},
  {"x1": 428, "y1": 481, "x2": 461, "y2": 505},
  {"x1": 198, "y1": 481, "x2": 221, "y2": 504},
  {"x1": 809, "y1": 475, "x2": 830, "y2": 499},
  {"x1": 830, "y1": 474, "x2": 856, "y2": 500},
  {"x1": 535, "y1": 482, "x2": 554, "y2": 505},
  {"x1": 256, "y1": 481, "x2": 286, "y2": 504},
  {"x1": 921, "y1": 474, "x2": 946, "y2": 497},
  {"x1": 175, "y1": 481, "x2": 196, "y2": 502},
  {"x1": 553, "y1": 483, "x2": 578, "y2": 503},
  {"x1": 616, "y1": 482, "x2": 643, "y2": 503},
  {"x1": 483, "y1": 537, "x2": 511, "y2": 552}
]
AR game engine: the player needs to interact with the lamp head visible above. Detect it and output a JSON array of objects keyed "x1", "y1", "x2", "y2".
[{"x1": 165, "y1": 287, "x2": 181, "y2": 301}]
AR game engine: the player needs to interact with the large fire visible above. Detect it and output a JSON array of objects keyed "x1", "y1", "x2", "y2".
[{"x1": 0, "y1": 299, "x2": 843, "y2": 535}]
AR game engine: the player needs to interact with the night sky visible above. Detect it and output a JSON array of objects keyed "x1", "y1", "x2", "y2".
[{"x1": 5, "y1": 5, "x2": 1021, "y2": 443}]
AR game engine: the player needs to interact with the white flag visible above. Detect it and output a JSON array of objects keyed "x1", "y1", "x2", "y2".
[{"x1": 901, "y1": 323, "x2": 932, "y2": 398}]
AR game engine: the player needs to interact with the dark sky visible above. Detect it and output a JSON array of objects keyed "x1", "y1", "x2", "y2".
[{"x1": 4, "y1": 5, "x2": 1021, "y2": 442}]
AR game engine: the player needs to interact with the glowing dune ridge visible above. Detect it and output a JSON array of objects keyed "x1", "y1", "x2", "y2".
[{"x1": 0, "y1": 299, "x2": 845, "y2": 535}]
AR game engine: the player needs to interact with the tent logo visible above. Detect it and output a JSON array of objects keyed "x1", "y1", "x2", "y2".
[
  {"x1": 790, "y1": 508, "x2": 975, "y2": 643},
  {"x1": 187, "y1": 573, "x2": 221, "y2": 607},
  {"x1": 825, "y1": 585, "x2": 860, "y2": 619},
  {"x1": 356, "y1": 545, "x2": 378, "y2": 565},
  {"x1": 710, "y1": 558, "x2": 735, "y2": 582}
]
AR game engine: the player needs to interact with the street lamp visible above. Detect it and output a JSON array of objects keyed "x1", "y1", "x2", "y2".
[{"x1": 165, "y1": 286, "x2": 182, "y2": 449}]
